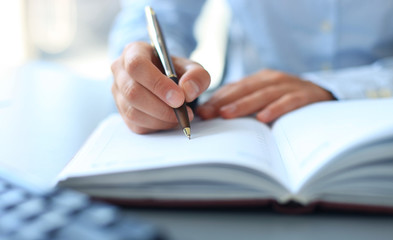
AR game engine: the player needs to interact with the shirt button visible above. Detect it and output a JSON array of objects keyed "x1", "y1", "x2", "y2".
[{"x1": 320, "y1": 20, "x2": 333, "y2": 33}]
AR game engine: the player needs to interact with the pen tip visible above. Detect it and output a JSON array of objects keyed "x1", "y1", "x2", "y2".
[{"x1": 183, "y1": 127, "x2": 191, "y2": 140}]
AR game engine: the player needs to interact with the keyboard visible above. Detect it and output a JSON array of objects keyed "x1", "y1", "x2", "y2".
[{"x1": 0, "y1": 176, "x2": 166, "y2": 240}]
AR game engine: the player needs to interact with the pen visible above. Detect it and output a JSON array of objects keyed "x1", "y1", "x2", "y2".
[{"x1": 145, "y1": 6, "x2": 191, "y2": 139}]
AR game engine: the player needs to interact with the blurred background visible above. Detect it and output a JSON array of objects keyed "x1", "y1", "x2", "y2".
[
  {"x1": 0, "y1": 0, "x2": 229, "y2": 105},
  {"x1": 0, "y1": 0, "x2": 120, "y2": 86}
]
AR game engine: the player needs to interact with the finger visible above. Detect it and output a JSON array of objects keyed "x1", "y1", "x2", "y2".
[
  {"x1": 112, "y1": 81, "x2": 180, "y2": 123},
  {"x1": 122, "y1": 108, "x2": 178, "y2": 134},
  {"x1": 122, "y1": 43, "x2": 185, "y2": 108},
  {"x1": 219, "y1": 85, "x2": 285, "y2": 119},
  {"x1": 257, "y1": 93, "x2": 308, "y2": 123},
  {"x1": 173, "y1": 57, "x2": 211, "y2": 102},
  {"x1": 196, "y1": 83, "x2": 238, "y2": 119},
  {"x1": 125, "y1": 123, "x2": 156, "y2": 135},
  {"x1": 198, "y1": 73, "x2": 275, "y2": 119},
  {"x1": 113, "y1": 84, "x2": 195, "y2": 131},
  {"x1": 113, "y1": 84, "x2": 179, "y2": 131},
  {"x1": 120, "y1": 106, "x2": 195, "y2": 134}
]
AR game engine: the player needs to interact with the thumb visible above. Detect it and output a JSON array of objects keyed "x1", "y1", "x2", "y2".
[{"x1": 173, "y1": 57, "x2": 211, "y2": 103}]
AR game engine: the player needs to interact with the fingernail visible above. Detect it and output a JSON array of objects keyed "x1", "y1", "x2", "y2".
[
  {"x1": 220, "y1": 104, "x2": 237, "y2": 114},
  {"x1": 258, "y1": 109, "x2": 271, "y2": 122},
  {"x1": 166, "y1": 89, "x2": 183, "y2": 107},
  {"x1": 184, "y1": 80, "x2": 200, "y2": 101}
]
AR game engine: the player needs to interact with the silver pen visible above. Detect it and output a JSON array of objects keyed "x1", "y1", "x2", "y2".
[{"x1": 145, "y1": 6, "x2": 191, "y2": 139}]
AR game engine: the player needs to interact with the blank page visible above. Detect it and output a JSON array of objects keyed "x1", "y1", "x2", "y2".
[{"x1": 58, "y1": 115, "x2": 286, "y2": 184}]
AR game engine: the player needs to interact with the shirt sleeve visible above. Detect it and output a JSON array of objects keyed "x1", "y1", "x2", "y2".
[
  {"x1": 108, "y1": 0, "x2": 206, "y2": 59},
  {"x1": 301, "y1": 57, "x2": 393, "y2": 100}
]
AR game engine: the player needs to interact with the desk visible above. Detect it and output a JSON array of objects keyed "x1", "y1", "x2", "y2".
[
  {"x1": 127, "y1": 209, "x2": 393, "y2": 240},
  {"x1": 1, "y1": 62, "x2": 393, "y2": 240}
]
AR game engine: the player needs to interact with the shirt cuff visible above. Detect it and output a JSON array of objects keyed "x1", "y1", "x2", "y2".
[{"x1": 301, "y1": 64, "x2": 393, "y2": 100}]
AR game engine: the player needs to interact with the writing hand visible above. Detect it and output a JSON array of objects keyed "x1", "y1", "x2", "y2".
[
  {"x1": 111, "y1": 42, "x2": 210, "y2": 134},
  {"x1": 197, "y1": 69, "x2": 334, "y2": 122}
]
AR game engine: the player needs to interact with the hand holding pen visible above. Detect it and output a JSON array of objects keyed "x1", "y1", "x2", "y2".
[
  {"x1": 110, "y1": 9, "x2": 211, "y2": 135},
  {"x1": 145, "y1": 6, "x2": 192, "y2": 138}
]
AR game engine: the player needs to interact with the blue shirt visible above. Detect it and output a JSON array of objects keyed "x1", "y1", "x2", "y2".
[{"x1": 109, "y1": 0, "x2": 393, "y2": 100}]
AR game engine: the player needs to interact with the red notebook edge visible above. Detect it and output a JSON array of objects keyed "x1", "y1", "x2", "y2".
[{"x1": 96, "y1": 198, "x2": 393, "y2": 215}]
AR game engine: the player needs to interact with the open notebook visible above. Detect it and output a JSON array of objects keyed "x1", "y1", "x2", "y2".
[{"x1": 57, "y1": 98, "x2": 393, "y2": 213}]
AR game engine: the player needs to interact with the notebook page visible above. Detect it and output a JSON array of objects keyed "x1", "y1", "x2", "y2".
[
  {"x1": 59, "y1": 115, "x2": 286, "y2": 185},
  {"x1": 272, "y1": 98, "x2": 393, "y2": 192}
]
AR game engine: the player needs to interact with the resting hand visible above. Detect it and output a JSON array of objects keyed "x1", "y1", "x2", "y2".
[
  {"x1": 197, "y1": 69, "x2": 334, "y2": 122},
  {"x1": 111, "y1": 42, "x2": 210, "y2": 134}
]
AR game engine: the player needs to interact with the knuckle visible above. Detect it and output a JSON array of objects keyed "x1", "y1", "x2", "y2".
[
  {"x1": 124, "y1": 105, "x2": 138, "y2": 122},
  {"x1": 151, "y1": 76, "x2": 162, "y2": 94},
  {"x1": 122, "y1": 81, "x2": 138, "y2": 100},
  {"x1": 243, "y1": 79, "x2": 256, "y2": 93},
  {"x1": 271, "y1": 72, "x2": 286, "y2": 83},
  {"x1": 270, "y1": 69, "x2": 283, "y2": 76},
  {"x1": 259, "y1": 69, "x2": 286, "y2": 82},
  {"x1": 124, "y1": 41, "x2": 145, "y2": 53},
  {"x1": 152, "y1": 75, "x2": 171, "y2": 96},
  {"x1": 260, "y1": 69, "x2": 275, "y2": 75},
  {"x1": 259, "y1": 69, "x2": 269, "y2": 75},
  {"x1": 126, "y1": 55, "x2": 146, "y2": 74},
  {"x1": 110, "y1": 58, "x2": 121, "y2": 74}
]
